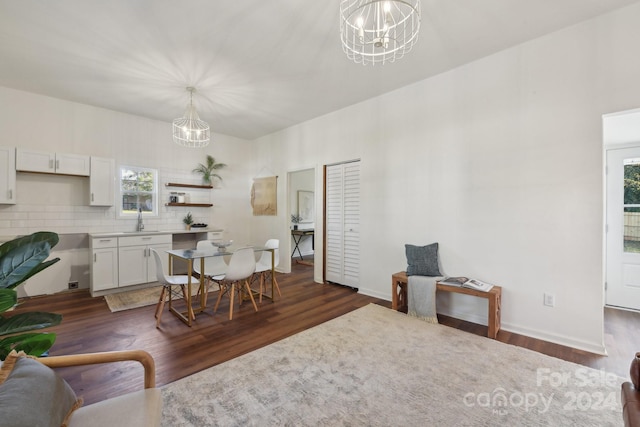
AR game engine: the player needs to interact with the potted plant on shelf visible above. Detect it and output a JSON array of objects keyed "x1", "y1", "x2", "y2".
[
  {"x1": 183, "y1": 212, "x2": 194, "y2": 230},
  {"x1": 193, "y1": 155, "x2": 227, "y2": 186},
  {"x1": 0, "y1": 231, "x2": 62, "y2": 360},
  {"x1": 291, "y1": 214, "x2": 302, "y2": 230}
]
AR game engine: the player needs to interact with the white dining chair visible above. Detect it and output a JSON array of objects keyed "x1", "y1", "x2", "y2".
[
  {"x1": 212, "y1": 247, "x2": 257, "y2": 320},
  {"x1": 254, "y1": 239, "x2": 281, "y2": 302},
  {"x1": 150, "y1": 248, "x2": 199, "y2": 328},
  {"x1": 193, "y1": 240, "x2": 228, "y2": 306}
]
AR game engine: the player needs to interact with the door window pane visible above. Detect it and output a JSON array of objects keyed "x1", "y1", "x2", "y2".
[{"x1": 624, "y1": 159, "x2": 640, "y2": 252}]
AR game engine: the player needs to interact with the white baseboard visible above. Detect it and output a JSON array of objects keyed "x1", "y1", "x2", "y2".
[
  {"x1": 500, "y1": 322, "x2": 607, "y2": 356},
  {"x1": 295, "y1": 250, "x2": 314, "y2": 257},
  {"x1": 357, "y1": 287, "x2": 607, "y2": 356},
  {"x1": 357, "y1": 287, "x2": 388, "y2": 300}
]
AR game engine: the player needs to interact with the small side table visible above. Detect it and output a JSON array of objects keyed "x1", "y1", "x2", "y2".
[
  {"x1": 291, "y1": 229, "x2": 314, "y2": 260},
  {"x1": 391, "y1": 271, "x2": 502, "y2": 339}
]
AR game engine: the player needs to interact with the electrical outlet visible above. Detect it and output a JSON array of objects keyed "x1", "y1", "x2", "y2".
[
  {"x1": 543, "y1": 293, "x2": 555, "y2": 307},
  {"x1": 68, "y1": 281, "x2": 79, "y2": 290}
]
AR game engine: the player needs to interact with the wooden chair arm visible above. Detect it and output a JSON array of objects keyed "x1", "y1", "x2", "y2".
[{"x1": 37, "y1": 349, "x2": 156, "y2": 389}]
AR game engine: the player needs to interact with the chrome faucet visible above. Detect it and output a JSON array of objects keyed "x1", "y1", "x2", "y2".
[{"x1": 137, "y1": 208, "x2": 144, "y2": 232}]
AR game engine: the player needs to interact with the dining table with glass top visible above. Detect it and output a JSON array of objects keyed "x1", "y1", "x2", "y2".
[{"x1": 165, "y1": 245, "x2": 275, "y2": 326}]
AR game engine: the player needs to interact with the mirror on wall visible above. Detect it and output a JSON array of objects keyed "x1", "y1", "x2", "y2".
[{"x1": 289, "y1": 168, "x2": 315, "y2": 266}]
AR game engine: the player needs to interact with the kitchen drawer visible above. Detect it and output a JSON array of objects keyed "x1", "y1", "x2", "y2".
[
  {"x1": 208, "y1": 231, "x2": 223, "y2": 241},
  {"x1": 118, "y1": 234, "x2": 171, "y2": 247},
  {"x1": 91, "y1": 237, "x2": 118, "y2": 249}
]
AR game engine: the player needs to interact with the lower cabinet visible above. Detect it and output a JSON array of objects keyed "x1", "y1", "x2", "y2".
[
  {"x1": 90, "y1": 234, "x2": 172, "y2": 296},
  {"x1": 90, "y1": 237, "x2": 119, "y2": 293},
  {"x1": 118, "y1": 235, "x2": 172, "y2": 287}
]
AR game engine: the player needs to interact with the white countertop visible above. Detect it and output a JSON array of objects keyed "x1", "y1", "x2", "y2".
[{"x1": 89, "y1": 228, "x2": 223, "y2": 238}]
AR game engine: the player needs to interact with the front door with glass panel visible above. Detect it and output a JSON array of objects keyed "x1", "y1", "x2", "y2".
[{"x1": 606, "y1": 146, "x2": 640, "y2": 310}]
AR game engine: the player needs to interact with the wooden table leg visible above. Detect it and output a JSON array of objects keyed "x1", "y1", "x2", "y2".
[
  {"x1": 488, "y1": 291, "x2": 501, "y2": 339},
  {"x1": 391, "y1": 272, "x2": 408, "y2": 312},
  {"x1": 391, "y1": 275, "x2": 399, "y2": 310},
  {"x1": 271, "y1": 248, "x2": 275, "y2": 302}
]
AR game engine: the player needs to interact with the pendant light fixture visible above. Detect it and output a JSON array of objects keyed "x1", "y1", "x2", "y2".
[
  {"x1": 340, "y1": 0, "x2": 421, "y2": 65},
  {"x1": 172, "y1": 87, "x2": 210, "y2": 148}
]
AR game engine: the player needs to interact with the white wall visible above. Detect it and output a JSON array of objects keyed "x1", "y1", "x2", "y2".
[
  {"x1": 5, "y1": 2, "x2": 640, "y2": 352},
  {"x1": 0, "y1": 86, "x2": 253, "y2": 294},
  {"x1": 248, "y1": 3, "x2": 640, "y2": 354}
]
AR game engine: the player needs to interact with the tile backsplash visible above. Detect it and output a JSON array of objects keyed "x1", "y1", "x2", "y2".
[{"x1": 0, "y1": 168, "x2": 215, "y2": 239}]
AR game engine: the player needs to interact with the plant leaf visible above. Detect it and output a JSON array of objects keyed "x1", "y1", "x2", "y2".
[
  {"x1": 0, "y1": 232, "x2": 61, "y2": 289},
  {"x1": 193, "y1": 156, "x2": 225, "y2": 182},
  {"x1": 0, "y1": 232, "x2": 59, "y2": 260},
  {"x1": 206, "y1": 155, "x2": 215, "y2": 168},
  {"x1": 0, "y1": 289, "x2": 17, "y2": 313},
  {"x1": 0, "y1": 332, "x2": 56, "y2": 359},
  {"x1": 0, "y1": 311, "x2": 62, "y2": 337}
]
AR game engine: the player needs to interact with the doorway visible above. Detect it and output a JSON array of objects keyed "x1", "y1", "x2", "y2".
[
  {"x1": 604, "y1": 108, "x2": 640, "y2": 311},
  {"x1": 289, "y1": 168, "x2": 315, "y2": 266},
  {"x1": 605, "y1": 146, "x2": 640, "y2": 310}
]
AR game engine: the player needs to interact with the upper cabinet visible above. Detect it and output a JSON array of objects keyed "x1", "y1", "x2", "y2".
[
  {"x1": 16, "y1": 149, "x2": 90, "y2": 176},
  {"x1": 0, "y1": 146, "x2": 16, "y2": 205},
  {"x1": 89, "y1": 157, "x2": 115, "y2": 206}
]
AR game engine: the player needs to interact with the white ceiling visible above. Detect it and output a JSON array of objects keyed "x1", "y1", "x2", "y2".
[{"x1": 0, "y1": 0, "x2": 637, "y2": 140}]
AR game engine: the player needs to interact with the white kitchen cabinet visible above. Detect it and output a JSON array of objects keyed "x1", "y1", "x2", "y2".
[
  {"x1": 16, "y1": 149, "x2": 90, "y2": 176},
  {"x1": 89, "y1": 156, "x2": 114, "y2": 206},
  {"x1": 0, "y1": 146, "x2": 16, "y2": 205},
  {"x1": 118, "y1": 234, "x2": 172, "y2": 287},
  {"x1": 207, "y1": 231, "x2": 223, "y2": 241},
  {"x1": 90, "y1": 237, "x2": 119, "y2": 294}
]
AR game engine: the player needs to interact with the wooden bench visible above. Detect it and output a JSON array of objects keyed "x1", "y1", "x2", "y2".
[{"x1": 391, "y1": 271, "x2": 502, "y2": 339}]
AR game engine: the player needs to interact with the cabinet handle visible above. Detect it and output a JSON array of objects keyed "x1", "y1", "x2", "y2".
[
  {"x1": 99, "y1": 239, "x2": 111, "y2": 242},
  {"x1": 56, "y1": 159, "x2": 60, "y2": 169},
  {"x1": 94, "y1": 253, "x2": 97, "y2": 262},
  {"x1": 142, "y1": 237, "x2": 152, "y2": 240},
  {"x1": 91, "y1": 193, "x2": 94, "y2": 202},
  {"x1": 8, "y1": 189, "x2": 12, "y2": 200},
  {"x1": 49, "y1": 159, "x2": 54, "y2": 169}
]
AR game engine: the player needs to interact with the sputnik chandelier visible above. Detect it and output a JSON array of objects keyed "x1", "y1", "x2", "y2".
[
  {"x1": 172, "y1": 87, "x2": 210, "y2": 148},
  {"x1": 340, "y1": 0, "x2": 421, "y2": 65}
]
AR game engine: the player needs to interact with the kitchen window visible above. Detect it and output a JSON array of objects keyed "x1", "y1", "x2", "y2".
[{"x1": 118, "y1": 166, "x2": 158, "y2": 217}]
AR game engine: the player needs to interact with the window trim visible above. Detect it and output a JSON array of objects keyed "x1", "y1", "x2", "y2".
[{"x1": 117, "y1": 165, "x2": 159, "y2": 218}]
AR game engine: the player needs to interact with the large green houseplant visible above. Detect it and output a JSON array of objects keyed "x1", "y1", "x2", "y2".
[
  {"x1": 0, "y1": 232, "x2": 62, "y2": 360},
  {"x1": 193, "y1": 155, "x2": 226, "y2": 185}
]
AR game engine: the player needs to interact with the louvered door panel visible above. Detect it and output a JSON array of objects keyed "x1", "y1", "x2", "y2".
[
  {"x1": 325, "y1": 161, "x2": 360, "y2": 288},
  {"x1": 325, "y1": 165, "x2": 343, "y2": 283},
  {"x1": 342, "y1": 163, "x2": 360, "y2": 287}
]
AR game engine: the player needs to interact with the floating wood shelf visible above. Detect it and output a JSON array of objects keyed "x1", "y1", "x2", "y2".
[
  {"x1": 165, "y1": 203, "x2": 213, "y2": 207},
  {"x1": 165, "y1": 183, "x2": 213, "y2": 189}
]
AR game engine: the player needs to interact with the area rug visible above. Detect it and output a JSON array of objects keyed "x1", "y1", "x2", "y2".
[
  {"x1": 161, "y1": 304, "x2": 624, "y2": 426},
  {"x1": 104, "y1": 286, "x2": 200, "y2": 312},
  {"x1": 104, "y1": 287, "x2": 160, "y2": 312}
]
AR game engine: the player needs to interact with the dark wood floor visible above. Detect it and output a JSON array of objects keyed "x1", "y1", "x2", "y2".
[{"x1": 11, "y1": 259, "x2": 640, "y2": 405}]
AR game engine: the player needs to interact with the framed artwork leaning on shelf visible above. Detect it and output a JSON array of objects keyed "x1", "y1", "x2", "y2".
[{"x1": 297, "y1": 190, "x2": 314, "y2": 223}]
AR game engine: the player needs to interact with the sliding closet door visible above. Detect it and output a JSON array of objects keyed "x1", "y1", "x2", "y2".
[{"x1": 325, "y1": 161, "x2": 360, "y2": 288}]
